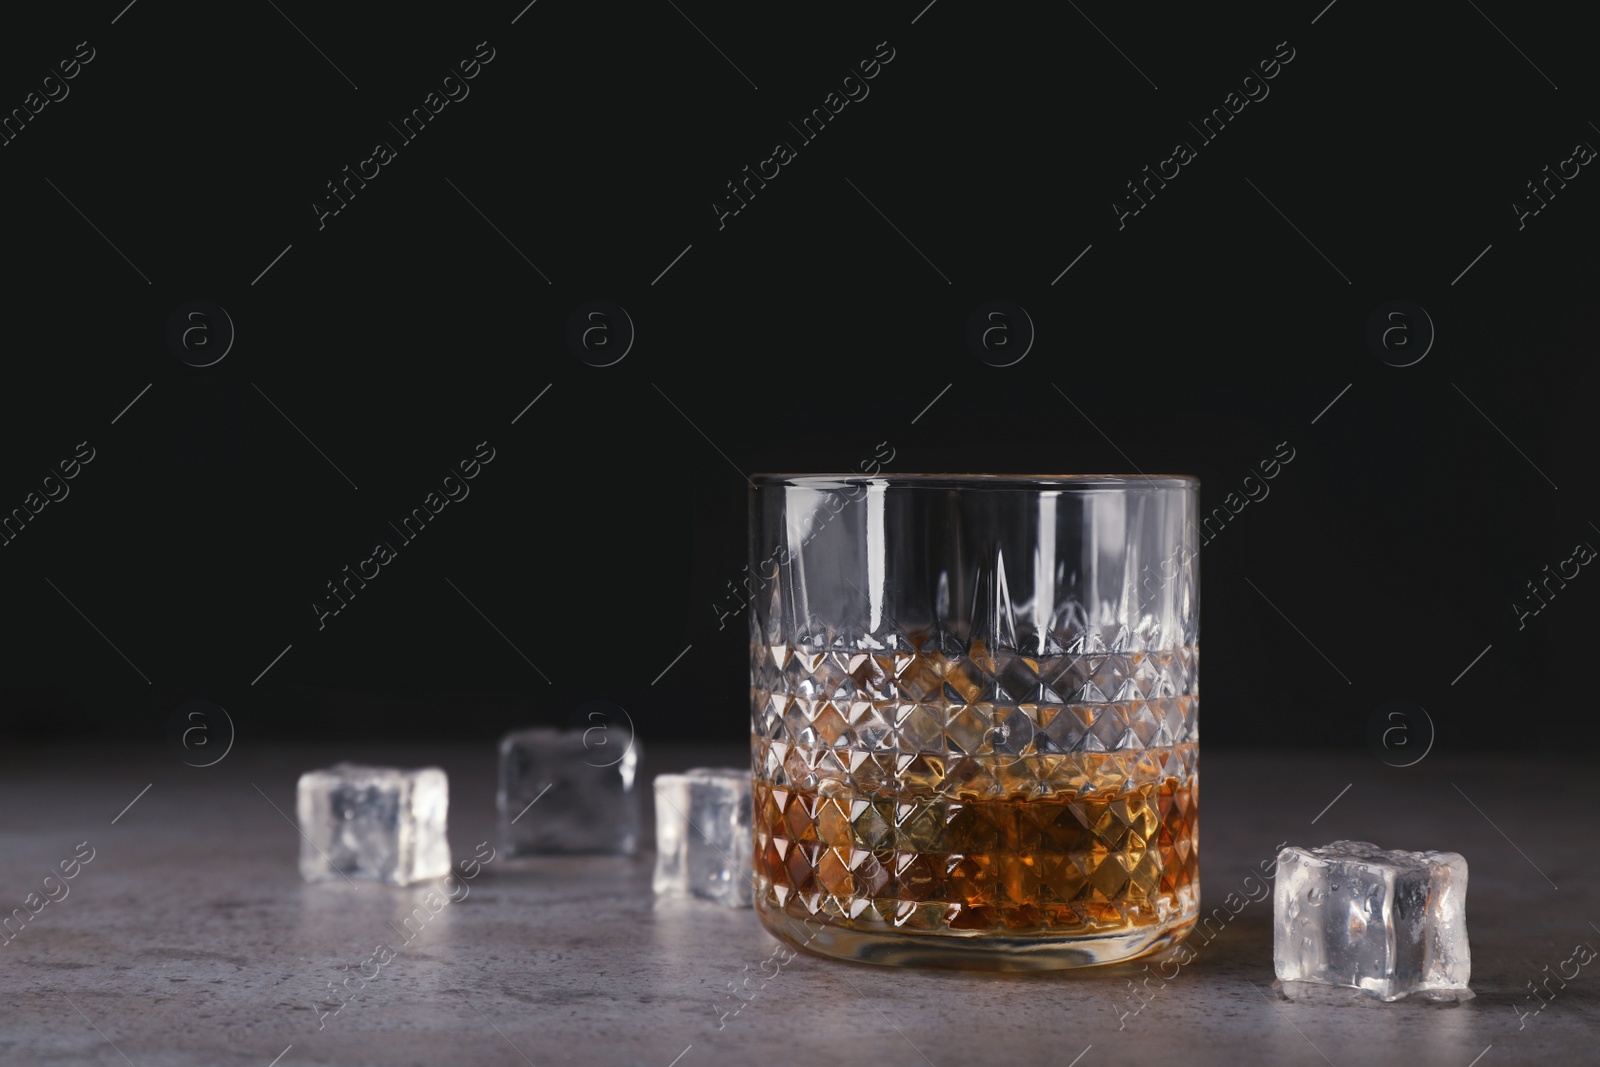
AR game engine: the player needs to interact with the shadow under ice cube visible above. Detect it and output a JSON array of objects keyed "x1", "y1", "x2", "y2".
[
  {"x1": 653, "y1": 768, "x2": 752, "y2": 906},
  {"x1": 1274, "y1": 840, "x2": 1471, "y2": 1002},
  {"x1": 498, "y1": 728, "x2": 642, "y2": 855},
  {"x1": 295, "y1": 763, "x2": 451, "y2": 887}
]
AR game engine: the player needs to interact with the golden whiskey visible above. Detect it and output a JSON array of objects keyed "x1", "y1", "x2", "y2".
[
  {"x1": 754, "y1": 752, "x2": 1197, "y2": 937},
  {"x1": 751, "y1": 643, "x2": 1200, "y2": 965}
]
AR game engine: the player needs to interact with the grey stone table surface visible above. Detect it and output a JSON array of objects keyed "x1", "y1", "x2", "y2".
[{"x1": 1, "y1": 742, "x2": 1595, "y2": 1067}]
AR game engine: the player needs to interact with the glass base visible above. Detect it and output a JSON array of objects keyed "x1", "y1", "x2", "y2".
[{"x1": 756, "y1": 901, "x2": 1197, "y2": 971}]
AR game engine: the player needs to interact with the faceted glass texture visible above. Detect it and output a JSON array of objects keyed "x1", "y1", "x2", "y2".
[{"x1": 749, "y1": 474, "x2": 1200, "y2": 969}]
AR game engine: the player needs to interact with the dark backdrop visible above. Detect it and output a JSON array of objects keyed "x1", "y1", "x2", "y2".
[{"x1": 1, "y1": 0, "x2": 1594, "y2": 754}]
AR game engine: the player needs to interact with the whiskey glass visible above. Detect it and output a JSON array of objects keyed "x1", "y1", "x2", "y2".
[{"x1": 749, "y1": 474, "x2": 1199, "y2": 969}]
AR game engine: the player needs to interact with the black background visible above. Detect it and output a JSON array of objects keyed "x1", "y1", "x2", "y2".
[{"x1": 1, "y1": 0, "x2": 1594, "y2": 754}]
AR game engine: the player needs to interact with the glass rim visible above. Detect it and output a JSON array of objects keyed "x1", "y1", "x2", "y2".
[{"x1": 751, "y1": 472, "x2": 1198, "y2": 490}]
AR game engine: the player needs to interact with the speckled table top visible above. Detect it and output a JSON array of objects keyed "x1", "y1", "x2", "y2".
[{"x1": 1, "y1": 743, "x2": 1593, "y2": 1067}]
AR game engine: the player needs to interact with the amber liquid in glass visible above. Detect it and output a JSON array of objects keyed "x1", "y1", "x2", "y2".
[
  {"x1": 754, "y1": 749, "x2": 1197, "y2": 937},
  {"x1": 751, "y1": 643, "x2": 1200, "y2": 960}
]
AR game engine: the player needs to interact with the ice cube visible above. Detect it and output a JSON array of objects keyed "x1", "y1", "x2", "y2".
[
  {"x1": 295, "y1": 763, "x2": 451, "y2": 886},
  {"x1": 1274, "y1": 840, "x2": 1471, "y2": 1002},
  {"x1": 498, "y1": 728, "x2": 642, "y2": 855},
  {"x1": 653, "y1": 768, "x2": 752, "y2": 906}
]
